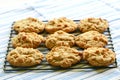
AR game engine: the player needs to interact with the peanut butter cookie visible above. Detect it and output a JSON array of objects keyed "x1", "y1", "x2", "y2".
[
  {"x1": 75, "y1": 31, "x2": 108, "y2": 49},
  {"x1": 45, "y1": 17, "x2": 77, "y2": 33},
  {"x1": 12, "y1": 32, "x2": 44, "y2": 48},
  {"x1": 45, "y1": 30, "x2": 75, "y2": 49},
  {"x1": 13, "y1": 17, "x2": 45, "y2": 33},
  {"x1": 83, "y1": 47, "x2": 116, "y2": 66},
  {"x1": 78, "y1": 17, "x2": 108, "y2": 33},
  {"x1": 7, "y1": 47, "x2": 44, "y2": 67},
  {"x1": 46, "y1": 46, "x2": 82, "y2": 68}
]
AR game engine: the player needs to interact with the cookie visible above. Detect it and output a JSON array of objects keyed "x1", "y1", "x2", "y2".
[
  {"x1": 46, "y1": 46, "x2": 82, "y2": 68},
  {"x1": 13, "y1": 17, "x2": 45, "y2": 33},
  {"x1": 78, "y1": 17, "x2": 108, "y2": 33},
  {"x1": 45, "y1": 17, "x2": 77, "y2": 33},
  {"x1": 12, "y1": 32, "x2": 44, "y2": 48},
  {"x1": 83, "y1": 47, "x2": 116, "y2": 66},
  {"x1": 7, "y1": 47, "x2": 44, "y2": 67},
  {"x1": 45, "y1": 30, "x2": 75, "y2": 49},
  {"x1": 75, "y1": 31, "x2": 108, "y2": 49}
]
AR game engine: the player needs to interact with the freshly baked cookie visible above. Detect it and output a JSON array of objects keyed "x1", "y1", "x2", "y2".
[
  {"x1": 46, "y1": 46, "x2": 82, "y2": 68},
  {"x1": 83, "y1": 47, "x2": 116, "y2": 66},
  {"x1": 12, "y1": 32, "x2": 44, "y2": 48},
  {"x1": 7, "y1": 47, "x2": 44, "y2": 67},
  {"x1": 13, "y1": 17, "x2": 45, "y2": 33},
  {"x1": 45, "y1": 17, "x2": 77, "y2": 33},
  {"x1": 75, "y1": 31, "x2": 108, "y2": 49},
  {"x1": 78, "y1": 17, "x2": 108, "y2": 33},
  {"x1": 45, "y1": 30, "x2": 75, "y2": 49}
]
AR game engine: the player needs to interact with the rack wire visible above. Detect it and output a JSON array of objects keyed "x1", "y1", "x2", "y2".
[{"x1": 3, "y1": 20, "x2": 117, "y2": 72}]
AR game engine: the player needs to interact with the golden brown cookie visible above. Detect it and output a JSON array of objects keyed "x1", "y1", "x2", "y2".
[
  {"x1": 46, "y1": 46, "x2": 82, "y2": 68},
  {"x1": 83, "y1": 47, "x2": 116, "y2": 66},
  {"x1": 7, "y1": 47, "x2": 44, "y2": 67},
  {"x1": 78, "y1": 17, "x2": 108, "y2": 33},
  {"x1": 45, "y1": 17, "x2": 77, "y2": 33},
  {"x1": 13, "y1": 17, "x2": 45, "y2": 33},
  {"x1": 12, "y1": 32, "x2": 44, "y2": 48},
  {"x1": 45, "y1": 30, "x2": 75, "y2": 49},
  {"x1": 75, "y1": 31, "x2": 108, "y2": 49}
]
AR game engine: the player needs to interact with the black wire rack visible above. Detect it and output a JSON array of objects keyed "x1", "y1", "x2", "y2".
[{"x1": 3, "y1": 20, "x2": 117, "y2": 72}]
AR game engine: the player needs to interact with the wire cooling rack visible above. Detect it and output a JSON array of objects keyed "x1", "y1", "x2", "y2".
[{"x1": 3, "y1": 20, "x2": 117, "y2": 72}]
